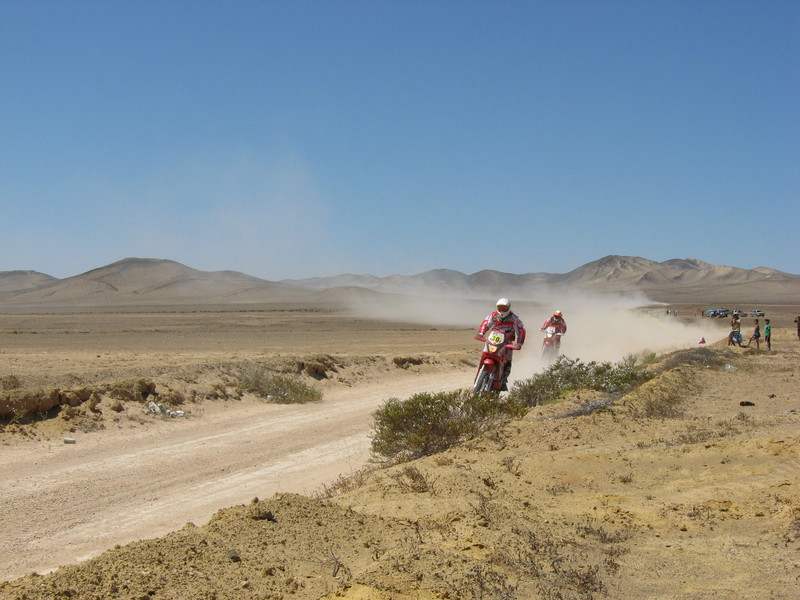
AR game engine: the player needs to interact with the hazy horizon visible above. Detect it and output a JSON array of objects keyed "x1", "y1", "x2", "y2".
[{"x1": 3, "y1": 254, "x2": 799, "y2": 282}]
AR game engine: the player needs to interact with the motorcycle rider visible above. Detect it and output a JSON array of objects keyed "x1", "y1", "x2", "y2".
[
  {"x1": 476, "y1": 298, "x2": 526, "y2": 391},
  {"x1": 541, "y1": 310, "x2": 567, "y2": 352}
]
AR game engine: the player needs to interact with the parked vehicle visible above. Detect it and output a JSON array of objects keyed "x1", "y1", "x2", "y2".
[
  {"x1": 716, "y1": 309, "x2": 730, "y2": 318},
  {"x1": 750, "y1": 309, "x2": 765, "y2": 317},
  {"x1": 732, "y1": 310, "x2": 748, "y2": 318}
]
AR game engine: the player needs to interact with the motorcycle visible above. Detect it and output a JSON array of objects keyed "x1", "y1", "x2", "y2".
[
  {"x1": 540, "y1": 326, "x2": 563, "y2": 360},
  {"x1": 473, "y1": 328, "x2": 520, "y2": 393}
]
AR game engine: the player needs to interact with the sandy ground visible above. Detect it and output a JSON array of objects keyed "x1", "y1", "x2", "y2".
[
  {"x1": 0, "y1": 369, "x2": 470, "y2": 582},
  {"x1": 1, "y1": 304, "x2": 798, "y2": 599}
]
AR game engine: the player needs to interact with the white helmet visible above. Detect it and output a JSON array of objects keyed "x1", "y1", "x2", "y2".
[{"x1": 496, "y1": 298, "x2": 511, "y2": 318}]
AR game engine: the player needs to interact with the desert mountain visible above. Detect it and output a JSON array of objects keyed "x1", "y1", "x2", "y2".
[
  {"x1": 0, "y1": 258, "x2": 314, "y2": 310},
  {"x1": 288, "y1": 255, "x2": 800, "y2": 303},
  {"x1": 1, "y1": 255, "x2": 798, "y2": 310},
  {"x1": 0, "y1": 270, "x2": 57, "y2": 293}
]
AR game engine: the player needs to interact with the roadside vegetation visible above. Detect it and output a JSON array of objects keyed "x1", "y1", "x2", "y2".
[
  {"x1": 371, "y1": 355, "x2": 659, "y2": 463},
  {"x1": 236, "y1": 364, "x2": 322, "y2": 404},
  {"x1": 371, "y1": 389, "x2": 526, "y2": 462},
  {"x1": 509, "y1": 356, "x2": 656, "y2": 409}
]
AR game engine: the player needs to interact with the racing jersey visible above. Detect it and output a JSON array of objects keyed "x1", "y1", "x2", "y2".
[
  {"x1": 540, "y1": 317, "x2": 567, "y2": 334},
  {"x1": 477, "y1": 311, "x2": 526, "y2": 346}
]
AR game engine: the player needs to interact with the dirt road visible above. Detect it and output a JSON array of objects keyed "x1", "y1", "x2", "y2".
[{"x1": 0, "y1": 370, "x2": 469, "y2": 582}]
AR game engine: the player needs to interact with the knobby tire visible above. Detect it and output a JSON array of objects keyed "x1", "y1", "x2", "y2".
[{"x1": 473, "y1": 367, "x2": 494, "y2": 393}]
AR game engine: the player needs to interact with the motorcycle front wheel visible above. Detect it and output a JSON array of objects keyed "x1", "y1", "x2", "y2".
[{"x1": 473, "y1": 366, "x2": 494, "y2": 393}]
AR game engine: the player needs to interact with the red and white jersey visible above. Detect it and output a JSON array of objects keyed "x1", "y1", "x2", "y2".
[
  {"x1": 477, "y1": 311, "x2": 526, "y2": 346},
  {"x1": 541, "y1": 316, "x2": 567, "y2": 334}
]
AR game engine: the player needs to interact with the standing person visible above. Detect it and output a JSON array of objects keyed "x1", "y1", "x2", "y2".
[
  {"x1": 795, "y1": 315, "x2": 800, "y2": 341},
  {"x1": 744, "y1": 319, "x2": 761, "y2": 349},
  {"x1": 476, "y1": 298, "x2": 526, "y2": 391},
  {"x1": 728, "y1": 313, "x2": 742, "y2": 347},
  {"x1": 764, "y1": 319, "x2": 772, "y2": 351}
]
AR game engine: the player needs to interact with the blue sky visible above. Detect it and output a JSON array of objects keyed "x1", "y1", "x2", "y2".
[{"x1": 1, "y1": 1, "x2": 798, "y2": 280}]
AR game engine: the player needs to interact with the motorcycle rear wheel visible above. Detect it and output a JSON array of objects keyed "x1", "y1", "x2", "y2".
[{"x1": 473, "y1": 366, "x2": 495, "y2": 393}]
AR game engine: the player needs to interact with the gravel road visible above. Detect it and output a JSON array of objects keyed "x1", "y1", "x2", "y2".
[{"x1": 0, "y1": 371, "x2": 468, "y2": 582}]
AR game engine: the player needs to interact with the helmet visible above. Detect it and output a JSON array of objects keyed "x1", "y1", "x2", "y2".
[
  {"x1": 553, "y1": 310, "x2": 563, "y2": 317},
  {"x1": 496, "y1": 298, "x2": 511, "y2": 318}
]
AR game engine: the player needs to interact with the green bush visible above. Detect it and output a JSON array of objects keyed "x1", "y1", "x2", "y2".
[
  {"x1": 237, "y1": 365, "x2": 322, "y2": 404},
  {"x1": 509, "y1": 356, "x2": 656, "y2": 408},
  {"x1": 370, "y1": 390, "x2": 525, "y2": 463},
  {"x1": 370, "y1": 358, "x2": 657, "y2": 463},
  {"x1": 639, "y1": 349, "x2": 658, "y2": 365}
]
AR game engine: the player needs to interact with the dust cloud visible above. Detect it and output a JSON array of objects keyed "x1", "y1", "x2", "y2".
[{"x1": 347, "y1": 287, "x2": 728, "y2": 383}]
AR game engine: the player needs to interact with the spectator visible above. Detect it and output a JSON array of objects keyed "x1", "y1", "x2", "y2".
[
  {"x1": 764, "y1": 319, "x2": 772, "y2": 351},
  {"x1": 795, "y1": 315, "x2": 800, "y2": 341},
  {"x1": 728, "y1": 314, "x2": 742, "y2": 347},
  {"x1": 744, "y1": 319, "x2": 761, "y2": 349}
]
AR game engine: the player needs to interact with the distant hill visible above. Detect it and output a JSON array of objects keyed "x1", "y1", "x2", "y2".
[
  {"x1": 0, "y1": 258, "x2": 313, "y2": 311},
  {"x1": 0, "y1": 270, "x2": 58, "y2": 293},
  {"x1": 1, "y1": 255, "x2": 798, "y2": 311},
  {"x1": 287, "y1": 255, "x2": 800, "y2": 304}
]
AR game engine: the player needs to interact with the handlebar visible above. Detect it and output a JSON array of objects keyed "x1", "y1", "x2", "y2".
[{"x1": 474, "y1": 334, "x2": 521, "y2": 351}]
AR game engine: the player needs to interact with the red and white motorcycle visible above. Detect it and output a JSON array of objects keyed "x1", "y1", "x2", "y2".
[
  {"x1": 540, "y1": 326, "x2": 563, "y2": 361},
  {"x1": 473, "y1": 328, "x2": 520, "y2": 393}
]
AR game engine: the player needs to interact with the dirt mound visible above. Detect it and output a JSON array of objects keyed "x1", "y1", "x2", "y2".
[{"x1": 0, "y1": 494, "x2": 415, "y2": 600}]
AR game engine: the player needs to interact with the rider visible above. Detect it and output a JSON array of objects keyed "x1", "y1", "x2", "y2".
[
  {"x1": 541, "y1": 310, "x2": 567, "y2": 351},
  {"x1": 476, "y1": 298, "x2": 526, "y2": 390}
]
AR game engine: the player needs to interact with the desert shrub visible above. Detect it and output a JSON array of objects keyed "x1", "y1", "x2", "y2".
[
  {"x1": 621, "y1": 349, "x2": 657, "y2": 368},
  {"x1": 658, "y1": 347, "x2": 721, "y2": 371},
  {"x1": 314, "y1": 464, "x2": 380, "y2": 499},
  {"x1": 509, "y1": 357, "x2": 656, "y2": 408},
  {"x1": 0, "y1": 375, "x2": 22, "y2": 391},
  {"x1": 370, "y1": 390, "x2": 526, "y2": 462},
  {"x1": 390, "y1": 465, "x2": 437, "y2": 494},
  {"x1": 237, "y1": 365, "x2": 322, "y2": 404},
  {"x1": 639, "y1": 349, "x2": 658, "y2": 365}
]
